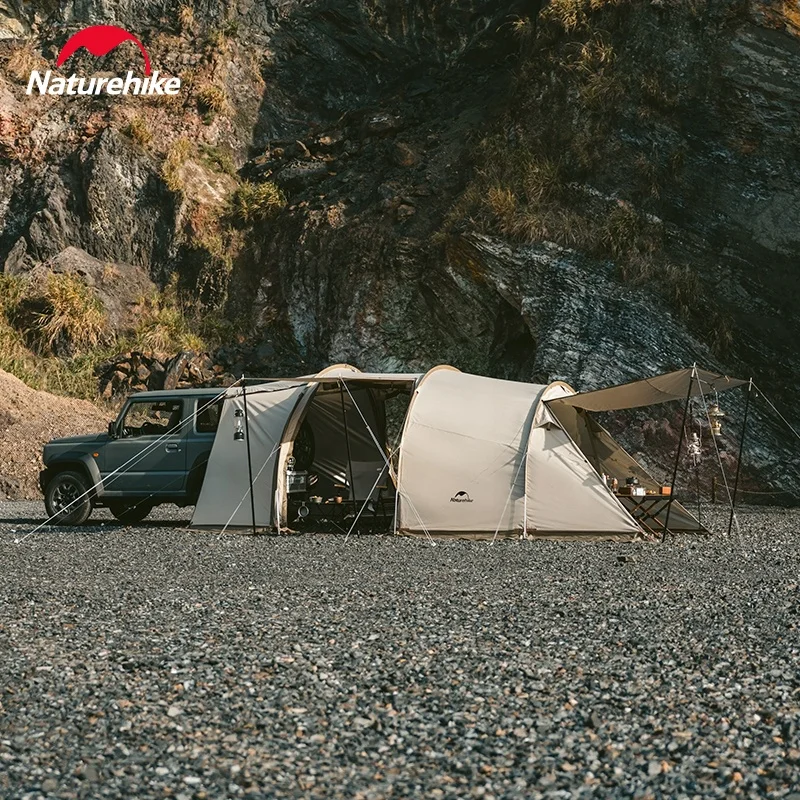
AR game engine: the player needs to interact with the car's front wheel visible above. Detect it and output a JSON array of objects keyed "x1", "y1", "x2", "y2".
[
  {"x1": 44, "y1": 470, "x2": 93, "y2": 525},
  {"x1": 108, "y1": 500, "x2": 153, "y2": 525}
]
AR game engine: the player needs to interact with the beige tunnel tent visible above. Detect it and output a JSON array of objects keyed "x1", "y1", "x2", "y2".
[{"x1": 191, "y1": 365, "x2": 745, "y2": 540}]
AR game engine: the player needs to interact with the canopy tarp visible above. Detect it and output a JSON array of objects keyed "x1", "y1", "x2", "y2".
[
  {"x1": 240, "y1": 372, "x2": 422, "y2": 394},
  {"x1": 547, "y1": 367, "x2": 746, "y2": 413}
]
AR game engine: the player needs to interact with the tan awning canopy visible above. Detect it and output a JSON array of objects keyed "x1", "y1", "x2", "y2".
[
  {"x1": 238, "y1": 372, "x2": 423, "y2": 395},
  {"x1": 548, "y1": 367, "x2": 747, "y2": 412}
]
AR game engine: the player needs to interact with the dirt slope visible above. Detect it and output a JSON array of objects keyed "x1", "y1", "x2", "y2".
[{"x1": 0, "y1": 370, "x2": 108, "y2": 500}]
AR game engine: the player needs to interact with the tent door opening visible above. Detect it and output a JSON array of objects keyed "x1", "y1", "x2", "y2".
[{"x1": 283, "y1": 383, "x2": 406, "y2": 532}]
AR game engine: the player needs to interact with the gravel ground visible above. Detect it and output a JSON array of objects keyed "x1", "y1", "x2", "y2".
[{"x1": 0, "y1": 502, "x2": 798, "y2": 800}]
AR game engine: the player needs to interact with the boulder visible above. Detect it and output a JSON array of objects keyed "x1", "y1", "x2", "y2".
[
  {"x1": 0, "y1": 474, "x2": 22, "y2": 501},
  {"x1": 164, "y1": 351, "x2": 194, "y2": 392},
  {"x1": 393, "y1": 142, "x2": 419, "y2": 167},
  {"x1": 96, "y1": 350, "x2": 235, "y2": 397},
  {"x1": 23, "y1": 247, "x2": 156, "y2": 333}
]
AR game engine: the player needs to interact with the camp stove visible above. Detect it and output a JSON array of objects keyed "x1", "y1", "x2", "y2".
[{"x1": 286, "y1": 456, "x2": 308, "y2": 494}]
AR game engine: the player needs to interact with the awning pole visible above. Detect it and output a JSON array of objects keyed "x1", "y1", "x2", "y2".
[
  {"x1": 663, "y1": 365, "x2": 695, "y2": 538},
  {"x1": 728, "y1": 378, "x2": 753, "y2": 536},
  {"x1": 695, "y1": 460, "x2": 702, "y2": 528},
  {"x1": 242, "y1": 376, "x2": 257, "y2": 536},
  {"x1": 339, "y1": 380, "x2": 356, "y2": 519}
]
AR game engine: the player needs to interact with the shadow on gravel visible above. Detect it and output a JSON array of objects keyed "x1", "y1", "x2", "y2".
[{"x1": 0, "y1": 517, "x2": 192, "y2": 529}]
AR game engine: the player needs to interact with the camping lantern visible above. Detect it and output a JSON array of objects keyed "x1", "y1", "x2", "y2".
[
  {"x1": 688, "y1": 431, "x2": 702, "y2": 466},
  {"x1": 708, "y1": 404, "x2": 725, "y2": 437},
  {"x1": 234, "y1": 408, "x2": 245, "y2": 441}
]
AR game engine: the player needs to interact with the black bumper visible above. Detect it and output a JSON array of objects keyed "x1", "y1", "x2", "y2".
[{"x1": 39, "y1": 469, "x2": 50, "y2": 495}]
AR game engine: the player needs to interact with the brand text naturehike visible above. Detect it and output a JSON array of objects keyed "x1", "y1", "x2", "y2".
[{"x1": 27, "y1": 70, "x2": 181, "y2": 97}]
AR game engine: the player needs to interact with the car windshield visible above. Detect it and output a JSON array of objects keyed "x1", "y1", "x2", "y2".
[{"x1": 122, "y1": 400, "x2": 183, "y2": 437}]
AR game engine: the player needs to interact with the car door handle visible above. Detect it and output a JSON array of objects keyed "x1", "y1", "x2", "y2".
[{"x1": 165, "y1": 443, "x2": 181, "y2": 452}]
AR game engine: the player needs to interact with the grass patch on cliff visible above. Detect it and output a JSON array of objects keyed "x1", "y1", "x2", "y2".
[
  {"x1": 195, "y1": 84, "x2": 228, "y2": 121},
  {"x1": 199, "y1": 144, "x2": 237, "y2": 176},
  {"x1": 0, "y1": 275, "x2": 114, "y2": 399},
  {"x1": 0, "y1": 273, "x2": 210, "y2": 399},
  {"x1": 230, "y1": 181, "x2": 286, "y2": 224},
  {"x1": 4, "y1": 42, "x2": 47, "y2": 83},
  {"x1": 183, "y1": 202, "x2": 244, "y2": 308},
  {"x1": 161, "y1": 138, "x2": 194, "y2": 193},
  {"x1": 1, "y1": 273, "x2": 110, "y2": 356},
  {"x1": 124, "y1": 115, "x2": 153, "y2": 147},
  {"x1": 132, "y1": 276, "x2": 205, "y2": 354},
  {"x1": 35, "y1": 274, "x2": 111, "y2": 353}
]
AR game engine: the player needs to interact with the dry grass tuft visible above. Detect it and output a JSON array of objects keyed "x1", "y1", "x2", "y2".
[
  {"x1": 195, "y1": 84, "x2": 228, "y2": 116},
  {"x1": 161, "y1": 138, "x2": 193, "y2": 193},
  {"x1": 540, "y1": 0, "x2": 624, "y2": 31},
  {"x1": 600, "y1": 204, "x2": 662, "y2": 261},
  {"x1": 5, "y1": 41, "x2": 47, "y2": 83},
  {"x1": 0, "y1": 274, "x2": 26, "y2": 318},
  {"x1": 132, "y1": 276, "x2": 205, "y2": 353},
  {"x1": 124, "y1": 115, "x2": 152, "y2": 147},
  {"x1": 0, "y1": 274, "x2": 114, "y2": 398},
  {"x1": 35, "y1": 273, "x2": 110, "y2": 353},
  {"x1": 230, "y1": 181, "x2": 286, "y2": 224},
  {"x1": 178, "y1": 4, "x2": 195, "y2": 33},
  {"x1": 0, "y1": 272, "x2": 215, "y2": 398}
]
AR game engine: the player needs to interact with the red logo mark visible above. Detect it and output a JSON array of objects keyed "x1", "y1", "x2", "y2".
[{"x1": 56, "y1": 25, "x2": 152, "y2": 76}]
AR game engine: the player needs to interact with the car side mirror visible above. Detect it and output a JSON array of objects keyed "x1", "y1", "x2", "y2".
[{"x1": 108, "y1": 421, "x2": 117, "y2": 439}]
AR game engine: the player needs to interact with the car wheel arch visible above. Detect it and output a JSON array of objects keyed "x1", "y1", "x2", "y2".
[{"x1": 45, "y1": 457, "x2": 101, "y2": 498}]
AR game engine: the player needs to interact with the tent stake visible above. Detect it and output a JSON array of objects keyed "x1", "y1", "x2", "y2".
[
  {"x1": 663, "y1": 366, "x2": 695, "y2": 539},
  {"x1": 339, "y1": 380, "x2": 356, "y2": 529},
  {"x1": 728, "y1": 378, "x2": 752, "y2": 537},
  {"x1": 242, "y1": 376, "x2": 257, "y2": 536}
]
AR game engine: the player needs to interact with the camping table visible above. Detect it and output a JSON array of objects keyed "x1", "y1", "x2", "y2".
[
  {"x1": 299, "y1": 498, "x2": 394, "y2": 534},
  {"x1": 615, "y1": 493, "x2": 675, "y2": 539}
]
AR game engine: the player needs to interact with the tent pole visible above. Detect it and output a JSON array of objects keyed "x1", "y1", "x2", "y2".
[
  {"x1": 242, "y1": 376, "x2": 257, "y2": 537},
  {"x1": 663, "y1": 366, "x2": 695, "y2": 539},
  {"x1": 728, "y1": 378, "x2": 752, "y2": 537},
  {"x1": 339, "y1": 380, "x2": 356, "y2": 521},
  {"x1": 695, "y1": 462, "x2": 701, "y2": 528}
]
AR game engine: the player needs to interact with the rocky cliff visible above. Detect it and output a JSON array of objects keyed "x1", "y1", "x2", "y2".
[{"x1": 1, "y1": 0, "x2": 799, "y2": 496}]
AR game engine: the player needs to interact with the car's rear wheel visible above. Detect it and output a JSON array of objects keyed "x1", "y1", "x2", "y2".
[
  {"x1": 108, "y1": 500, "x2": 153, "y2": 525},
  {"x1": 45, "y1": 470, "x2": 93, "y2": 525}
]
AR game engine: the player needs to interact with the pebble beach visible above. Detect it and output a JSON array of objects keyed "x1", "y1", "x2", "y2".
[{"x1": 1, "y1": 502, "x2": 798, "y2": 799}]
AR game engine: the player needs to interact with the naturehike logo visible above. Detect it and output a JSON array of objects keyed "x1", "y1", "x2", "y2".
[
  {"x1": 450, "y1": 491, "x2": 474, "y2": 503},
  {"x1": 26, "y1": 25, "x2": 181, "y2": 97}
]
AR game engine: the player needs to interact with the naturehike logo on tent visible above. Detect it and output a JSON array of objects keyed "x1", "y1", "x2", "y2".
[
  {"x1": 450, "y1": 491, "x2": 474, "y2": 503},
  {"x1": 26, "y1": 25, "x2": 181, "y2": 97}
]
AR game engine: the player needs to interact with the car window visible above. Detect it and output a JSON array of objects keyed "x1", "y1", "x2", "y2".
[
  {"x1": 121, "y1": 400, "x2": 183, "y2": 437},
  {"x1": 195, "y1": 398, "x2": 223, "y2": 434}
]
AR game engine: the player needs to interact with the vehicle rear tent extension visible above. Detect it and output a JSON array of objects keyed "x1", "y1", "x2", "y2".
[{"x1": 190, "y1": 364, "x2": 746, "y2": 540}]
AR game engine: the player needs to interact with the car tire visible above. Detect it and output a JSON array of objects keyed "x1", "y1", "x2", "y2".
[
  {"x1": 44, "y1": 470, "x2": 93, "y2": 526},
  {"x1": 108, "y1": 500, "x2": 153, "y2": 525}
]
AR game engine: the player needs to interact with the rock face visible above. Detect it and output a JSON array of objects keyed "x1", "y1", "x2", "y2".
[
  {"x1": 3, "y1": 128, "x2": 177, "y2": 277},
  {"x1": 1, "y1": 0, "x2": 799, "y2": 494}
]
